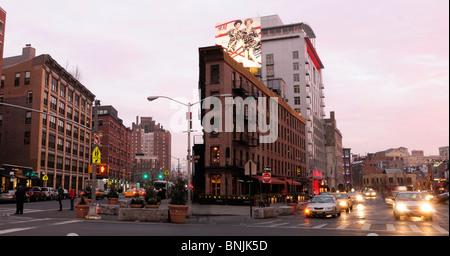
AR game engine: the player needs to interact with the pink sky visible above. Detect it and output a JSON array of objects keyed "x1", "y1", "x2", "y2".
[{"x1": 1, "y1": 0, "x2": 448, "y2": 161}]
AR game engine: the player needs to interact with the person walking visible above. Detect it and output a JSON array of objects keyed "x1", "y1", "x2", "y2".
[
  {"x1": 69, "y1": 186, "x2": 75, "y2": 210},
  {"x1": 57, "y1": 186, "x2": 64, "y2": 211},
  {"x1": 15, "y1": 184, "x2": 26, "y2": 214}
]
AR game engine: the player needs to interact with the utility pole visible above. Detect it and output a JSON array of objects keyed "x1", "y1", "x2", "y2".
[{"x1": 85, "y1": 100, "x2": 101, "y2": 220}]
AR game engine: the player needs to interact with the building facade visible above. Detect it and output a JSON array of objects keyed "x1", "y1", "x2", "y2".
[
  {"x1": 259, "y1": 15, "x2": 327, "y2": 183},
  {"x1": 94, "y1": 105, "x2": 132, "y2": 184},
  {"x1": 131, "y1": 116, "x2": 171, "y2": 176},
  {"x1": 0, "y1": 7, "x2": 5, "y2": 75},
  {"x1": 0, "y1": 45, "x2": 95, "y2": 192},
  {"x1": 324, "y1": 111, "x2": 344, "y2": 191},
  {"x1": 197, "y1": 45, "x2": 307, "y2": 197}
]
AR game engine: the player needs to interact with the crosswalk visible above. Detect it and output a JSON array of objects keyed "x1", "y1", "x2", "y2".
[{"x1": 243, "y1": 219, "x2": 450, "y2": 235}]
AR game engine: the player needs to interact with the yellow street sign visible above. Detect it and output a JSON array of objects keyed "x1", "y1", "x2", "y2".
[
  {"x1": 42, "y1": 175, "x2": 48, "y2": 181},
  {"x1": 92, "y1": 146, "x2": 101, "y2": 164}
]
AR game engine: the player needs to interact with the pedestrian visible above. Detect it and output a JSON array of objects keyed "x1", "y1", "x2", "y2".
[
  {"x1": 57, "y1": 186, "x2": 64, "y2": 211},
  {"x1": 15, "y1": 184, "x2": 26, "y2": 214},
  {"x1": 69, "y1": 186, "x2": 75, "y2": 210}
]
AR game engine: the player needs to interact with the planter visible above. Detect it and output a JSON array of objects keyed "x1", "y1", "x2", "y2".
[
  {"x1": 130, "y1": 204, "x2": 143, "y2": 208},
  {"x1": 145, "y1": 202, "x2": 160, "y2": 209},
  {"x1": 107, "y1": 198, "x2": 119, "y2": 205},
  {"x1": 168, "y1": 204, "x2": 189, "y2": 223},
  {"x1": 74, "y1": 204, "x2": 90, "y2": 218}
]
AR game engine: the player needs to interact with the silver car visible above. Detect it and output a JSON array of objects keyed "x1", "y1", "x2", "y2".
[
  {"x1": 304, "y1": 195, "x2": 341, "y2": 218},
  {"x1": 393, "y1": 192, "x2": 433, "y2": 221}
]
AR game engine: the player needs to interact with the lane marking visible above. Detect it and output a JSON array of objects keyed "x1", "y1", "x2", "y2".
[
  {"x1": 0, "y1": 227, "x2": 36, "y2": 235},
  {"x1": 432, "y1": 224, "x2": 449, "y2": 234},
  {"x1": 361, "y1": 224, "x2": 371, "y2": 230},
  {"x1": 337, "y1": 223, "x2": 350, "y2": 229},
  {"x1": 386, "y1": 224, "x2": 396, "y2": 232}
]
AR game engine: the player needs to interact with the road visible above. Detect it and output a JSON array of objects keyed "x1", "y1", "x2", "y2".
[{"x1": 0, "y1": 196, "x2": 448, "y2": 236}]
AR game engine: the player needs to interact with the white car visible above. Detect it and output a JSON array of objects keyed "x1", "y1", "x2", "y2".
[
  {"x1": 393, "y1": 192, "x2": 433, "y2": 221},
  {"x1": 41, "y1": 187, "x2": 58, "y2": 200},
  {"x1": 304, "y1": 195, "x2": 341, "y2": 218}
]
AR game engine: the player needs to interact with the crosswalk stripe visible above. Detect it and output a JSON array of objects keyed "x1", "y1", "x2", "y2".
[
  {"x1": 361, "y1": 224, "x2": 371, "y2": 230},
  {"x1": 337, "y1": 223, "x2": 350, "y2": 229},
  {"x1": 312, "y1": 224, "x2": 327, "y2": 229},
  {"x1": 432, "y1": 224, "x2": 449, "y2": 234},
  {"x1": 409, "y1": 224, "x2": 422, "y2": 232},
  {"x1": 386, "y1": 224, "x2": 396, "y2": 231},
  {"x1": 0, "y1": 227, "x2": 36, "y2": 235}
]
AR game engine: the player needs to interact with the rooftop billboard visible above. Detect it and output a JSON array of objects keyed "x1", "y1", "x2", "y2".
[{"x1": 215, "y1": 17, "x2": 261, "y2": 71}]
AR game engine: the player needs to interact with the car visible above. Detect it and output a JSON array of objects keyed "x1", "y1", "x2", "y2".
[
  {"x1": 23, "y1": 186, "x2": 46, "y2": 201},
  {"x1": 393, "y1": 192, "x2": 433, "y2": 221},
  {"x1": 348, "y1": 192, "x2": 363, "y2": 204},
  {"x1": 41, "y1": 187, "x2": 58, "y2": 200},
  {"x1": 125, "y1": 188, "x2": 146, "y2": 197},
  {"x1": 304, "y1": 195, "x2": 341, "y2": 218},
  {"x1": 331, "y1": 192, "x2": 353, "y2": 212},
  {"x1": 364, "y1": 189, "x2": 377, "y2": 197},
  {"x1": 0, "y1": 190, "x2": 30, "y2": 203},
  {"x1": 420, "y1": 190, "x2": 435, "y2": 201},
  {"x1": 435, "y1": 192, "x2": 449, "y2": 205}
]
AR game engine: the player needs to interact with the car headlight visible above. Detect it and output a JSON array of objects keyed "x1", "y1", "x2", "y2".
[
  {"x1": 356, "y1": 195, "x2": 363, "y2": 201},
  {"x1": 339, "y1": 201, "x2": 347, "y2": 207},
  {"x1": 420, "y1": 203, "x2": 432, "y2": 212},
  {"x1": 304, "y1": 208, "x2": 310, "y2": 214},
  {"x1": 371, "y1": 192, "x2": 376, "y2": 196},
  {"x1": 396, "y1": 203, "x2": 407, "y2": 212}
]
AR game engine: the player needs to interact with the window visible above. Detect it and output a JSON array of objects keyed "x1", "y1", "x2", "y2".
[
  {"x1": 1, "y1": 75, "x2": 5, "y2": 88},
  {"x1": 59, "y1": 101, "x2": 65, "y2": 115},
  {"x1": 15, "y1": 73, "x2": 20, "y2": 86},
  {"x1": 293, "y1": 51, "x2": 299, "y2": 59},
  {"x1": 0, "y1": 114, "x2": 3, "y2": 126},
  {"x1": 49, "y1": 116, "x2": 56, "y2": 129},
  {"x1": 57, "y1": 156, "x2": 63, "y2": 169},
  {"x1": 211, "y1": 146, "x2": 220, "y2": 165},
  {"x1": 293, "y1": 62, "x2": 299, "y2": 71},
  {"x1": 210, "y1": 64, "x2": 220, "y2": 84},
  {"x1": 45, "y1": 72, "x2": 49, "y2": 87},
  {"x1": 59, "y1": 84, "x2": 66, "y2": 98},
  {"x1": 66, "y1": 141, "x2": 71, "y2": 154},
  {"x1": 24, "y1": 71, "x2": 31, "y2": 85},
  {"x1": 66, "y1": 123, "x2": 72, "y2": 136},
  {"x1": 48, "y1": 134, "x2": 56, "y2": 148},
  {"x1": 58, "y1": 120, "x2": 64, "y2": 133},
  {"x1": 293, "y1": 73, "x2": 299, "y2": 82},
  {"x1": 41, "y1": 131, "x2": 46, "y2": 147},
  {"x1": 294, "y1": 85, "x2": 300, "y2": 94},
  {"x1": 47, "y1": 154, "x2": 55, "y2": 168},
  {"x1": 67, "y1": 90, "x2": 73, "y2": 102},
  {"x1": 25, "y1": 111, "x2": 32, "y2": 124},
  {"x1": 266, "y1": 54, "x2": 274, "y2": 65},
  {"x1": 294, "y1": 97, "x2": 301, "y2": 105},
  {"x1": 57, "y1": 138, "x2": 64, "y2": 151},
  {"x1": 26, "y1": 91, "x2": 33, "y2": 104},
  {"x1": 43, "y1": 91, "x2": 48, "y2": 105},
  {"x1": 51, "y1": 77, "x2": 58, "y2": 92},
  {"x1": 67, "y1": 106, "x2": 72, "y2": 119},
  {"x1": 211, "y1": 175, "x2": 221, "y2": 195},
  {"x1": 50, "y1": 96, "x2": 57, "y2": 111},
  {"x1": 266, "y1": 65, "x2": 274, "y2": 77}
]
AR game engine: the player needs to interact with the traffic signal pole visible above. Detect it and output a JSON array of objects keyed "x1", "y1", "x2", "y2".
[{"x1": 86, "y1": 100, "x2": 101, "y2": 220}]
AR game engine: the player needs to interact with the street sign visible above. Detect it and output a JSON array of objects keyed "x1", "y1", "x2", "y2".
[
  {"x1": 42, "y1": 175, "x2": 48, "y2": 181},
  {"x1": 262, "y1": 173, "x2": 271, "y2": 183},
  {"x1": 164, "y1": 170, "x2": 170, "y2": 176},
  {"x1": 93, "y1": 133, "x2": 101, "y2": 145},
  {"x1": 92, "y1": 146, "x2": 101, "y2": 164}
]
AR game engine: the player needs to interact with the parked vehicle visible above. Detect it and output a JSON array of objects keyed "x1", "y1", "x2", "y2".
[
  {"x1": 41, "y1": 187, "x2": 58, "y2": 200},
  {"x1": 23, "y1": 186, "x2": 46, "y2": 201},
  {"x1": 0, "y1": 190, "x2": 30, "y2": 203},
  {"x1": 304, "y1": 195, "x2": 341, "y2": 218}
]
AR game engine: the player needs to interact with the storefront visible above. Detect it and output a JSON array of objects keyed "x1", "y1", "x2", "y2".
[{"x1": 0, "y1": 164, "x2": 39, "y2": 192}]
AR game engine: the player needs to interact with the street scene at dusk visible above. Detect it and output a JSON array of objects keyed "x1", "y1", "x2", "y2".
[{"x1": 0, "y1": 0, "x2": 448, "y2": 252}]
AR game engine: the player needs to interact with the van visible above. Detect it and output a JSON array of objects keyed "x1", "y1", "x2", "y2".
[{"x1": 42, "y1": 187, "x2": 58, "y2": 200}]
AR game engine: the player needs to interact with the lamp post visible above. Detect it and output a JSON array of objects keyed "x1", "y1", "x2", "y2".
[{"x1": 147, "y1": 94, "x2": 231, "y2": 211}]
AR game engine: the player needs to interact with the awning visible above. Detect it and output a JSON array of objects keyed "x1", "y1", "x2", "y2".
[
  {"x1": 252, "y1": 175, "x2": 286, "y2": 185},
  {"x1": 284, "y1": 179, "x2": 302, "y2": 186}
]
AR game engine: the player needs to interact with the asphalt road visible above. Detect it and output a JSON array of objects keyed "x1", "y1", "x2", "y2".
[{"x1": 0, "y1": 196, "x2": 448, "y2": 237}]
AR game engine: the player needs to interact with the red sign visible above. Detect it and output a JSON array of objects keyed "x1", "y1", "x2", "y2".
[{"x1": 262, "y1": 173, "x2": 271, "y2": 183}]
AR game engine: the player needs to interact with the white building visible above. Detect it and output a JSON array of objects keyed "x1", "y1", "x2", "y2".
[{"x1": 260, "y1": 15, "x2": 327, "y2": 178}]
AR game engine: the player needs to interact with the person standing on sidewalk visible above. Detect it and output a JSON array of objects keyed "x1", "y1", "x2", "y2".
[
  {"x1": 15, "y1": 184, "x2": 26, "y2": 214},
  {"x1": 57, "y1": 186, "x2": 64, "y2": 211},
  {"x1": 69, "y1": 187, "x2": 75, "y2": 210}
]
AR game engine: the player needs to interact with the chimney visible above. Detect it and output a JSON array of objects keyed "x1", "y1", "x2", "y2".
[{"x1": 22, "y1": 44, "x2": 36, "y2": 60}]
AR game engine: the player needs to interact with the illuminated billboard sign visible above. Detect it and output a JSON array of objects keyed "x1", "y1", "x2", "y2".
[{"x1": 215, "y1": 17, "x2": 261, "y2": 70}]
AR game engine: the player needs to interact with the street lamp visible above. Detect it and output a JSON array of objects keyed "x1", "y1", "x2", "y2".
[{"x1": 147, "y1": 94, "x2": 231, "y2": 212}]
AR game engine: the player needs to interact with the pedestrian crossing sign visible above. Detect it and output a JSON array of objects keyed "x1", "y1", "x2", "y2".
[{"x1": 92, "y1": 146, "x2": 101, "y2": 164}]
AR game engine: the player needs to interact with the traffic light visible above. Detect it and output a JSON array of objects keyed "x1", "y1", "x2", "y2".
[
  {"x1": 143, "y1": 173, "x2": 148, "y2": 179},
  {"x1": 97, "y1": 164, "x2": 109, "y2": 178},
  {"x1": 158, "y1": 173, "x2": 163, "y2": 180}
]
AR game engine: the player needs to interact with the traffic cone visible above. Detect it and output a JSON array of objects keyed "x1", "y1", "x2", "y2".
[{"x1": 96, "y1": 202, "x2": 100, "y2": 214}]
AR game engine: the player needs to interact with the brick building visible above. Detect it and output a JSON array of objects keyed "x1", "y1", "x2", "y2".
[
  {"x1": 93, "y1": 105, "x2": 132, "y2": 184},
  {"x1": 196, "y1": 46, "x2": 307, "y2": 197},
  {"x1": 0, "y1": 45, "x2": 95, "y2": 192},
  {"x1": 0, "y1": 7, "x2": 5, "y2": 75}
]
